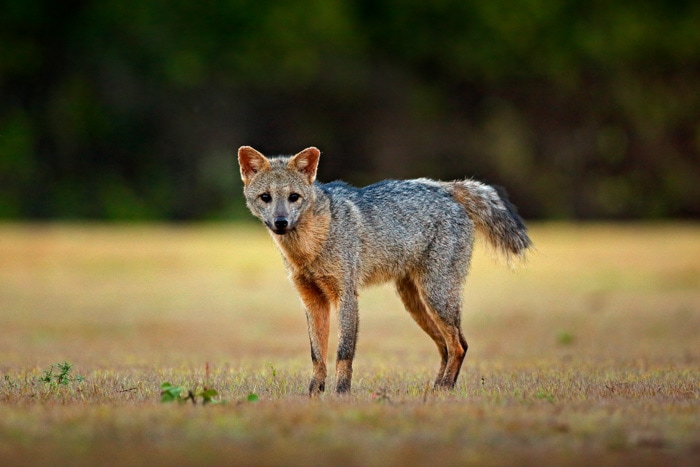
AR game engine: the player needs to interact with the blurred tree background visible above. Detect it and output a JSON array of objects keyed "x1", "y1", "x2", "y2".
[{"x1": 1, "y1": 0, "x2": 699, "y2": 220}]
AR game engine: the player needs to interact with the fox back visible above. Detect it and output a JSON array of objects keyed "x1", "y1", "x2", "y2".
[{"x1": 316, "y1": 178, "x2": 476, "y2": 286}]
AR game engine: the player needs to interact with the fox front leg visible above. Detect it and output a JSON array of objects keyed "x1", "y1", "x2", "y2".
[
  {"x1": 305, "y1": 303, "x2": 330, "y2": 397},
  {"x1": 335, "y1": 292, "x2": 359, "y2": 393},
  {"x1": 295, "y1": 277, "x2": 331, "y2": 397}
]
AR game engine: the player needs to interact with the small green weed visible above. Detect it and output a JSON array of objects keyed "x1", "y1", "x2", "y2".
[
  {"x1": 160, "y1": 382, "x2": 184, "y2": 403},
  {"x1": 160, "y1": 382, "x2": 222, "y2": 405},
  {"x1": 556, "y1": 331, "x2": 575, "y2": 346},
  {"x1": 38, "y1": 362, "x2": 84, "y2": 389},
  {"x1": 535, "y1": 389, "x2": 556, "y2": 403}
]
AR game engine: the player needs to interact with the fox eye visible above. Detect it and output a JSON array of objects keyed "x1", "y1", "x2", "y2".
[
  {"x1": 288, "y1": 193, "x2": 300, "y2": 202},
  {"x1": 259, "y1": 193, "x2": 272, "y2": 203}
]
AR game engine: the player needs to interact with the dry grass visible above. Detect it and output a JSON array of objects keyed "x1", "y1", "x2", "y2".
[{"x1": 0, "y1": 222, "x2": 698, "y2": 466}]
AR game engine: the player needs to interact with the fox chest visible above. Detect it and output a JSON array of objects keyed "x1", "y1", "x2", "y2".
[{"x1": 291, "y1": 267, "x2": 344, "y2": 308}]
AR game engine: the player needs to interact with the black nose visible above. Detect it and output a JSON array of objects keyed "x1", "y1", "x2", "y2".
[{"x1": 274, "y1": 217, "x2": 288, "y2": 230}]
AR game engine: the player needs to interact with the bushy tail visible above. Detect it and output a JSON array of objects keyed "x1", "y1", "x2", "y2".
[{"x1": 447, "y1": 180, "x2": 532, "y2": 264}]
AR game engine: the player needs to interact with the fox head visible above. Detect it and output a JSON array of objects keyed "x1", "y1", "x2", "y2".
[{"x1": 238, "y1": 146, "x2": 320, "y2": 235}]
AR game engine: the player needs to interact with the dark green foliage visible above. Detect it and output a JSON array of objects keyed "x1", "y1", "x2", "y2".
[{"x1": 1, "y1": 0, "x2": 699, "y2": 219}]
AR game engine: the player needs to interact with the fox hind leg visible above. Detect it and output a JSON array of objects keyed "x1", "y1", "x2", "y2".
[
  {"x1": 416, "y1": 271, "x2": 469, "y2": 389},
  {"x1": 396, "y1": 276, "x2": 449, "y2": 386}
]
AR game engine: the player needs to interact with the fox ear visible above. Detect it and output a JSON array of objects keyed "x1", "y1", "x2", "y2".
[
  {"x1": 238, "y1": 146, "x2": 270, "y2": 185},
  {"x1": 288, "y1": 147, "x2": 320, "y2": 184}
]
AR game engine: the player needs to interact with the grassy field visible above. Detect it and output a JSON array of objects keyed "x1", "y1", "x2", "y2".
[{"x1": 0, "y1": 222, "x2": 698, "y2": 466}]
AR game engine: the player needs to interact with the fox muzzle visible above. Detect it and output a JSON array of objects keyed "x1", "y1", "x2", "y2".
[{"x1": 271, "y1": 217, "x2": 289, "y2": 235}]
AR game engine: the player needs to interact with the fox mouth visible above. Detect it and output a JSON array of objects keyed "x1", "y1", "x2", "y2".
[{"x1": 266, "y1": 222, "x2": 292, "y2": 235}]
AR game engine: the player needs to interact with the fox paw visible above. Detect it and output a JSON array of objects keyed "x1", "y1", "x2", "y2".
[{"x1": 309, "y1": 379, "x2": 325, "y2": 397}]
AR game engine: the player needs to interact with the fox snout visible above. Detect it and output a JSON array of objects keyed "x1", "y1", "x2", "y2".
[
  {"x1": 272, "y1": 217, "x2": 289, "y2": 235},
  {"x1": 257, "y1": 200, "x2": 302, "y2": 235},
  {"x1": 266, "y1": 208, "x2": 293, "y2": 234}
]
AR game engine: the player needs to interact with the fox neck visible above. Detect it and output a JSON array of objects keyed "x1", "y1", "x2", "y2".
[{"x1": 271, "y1": 204, "x2": 331, "y2": 272}]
